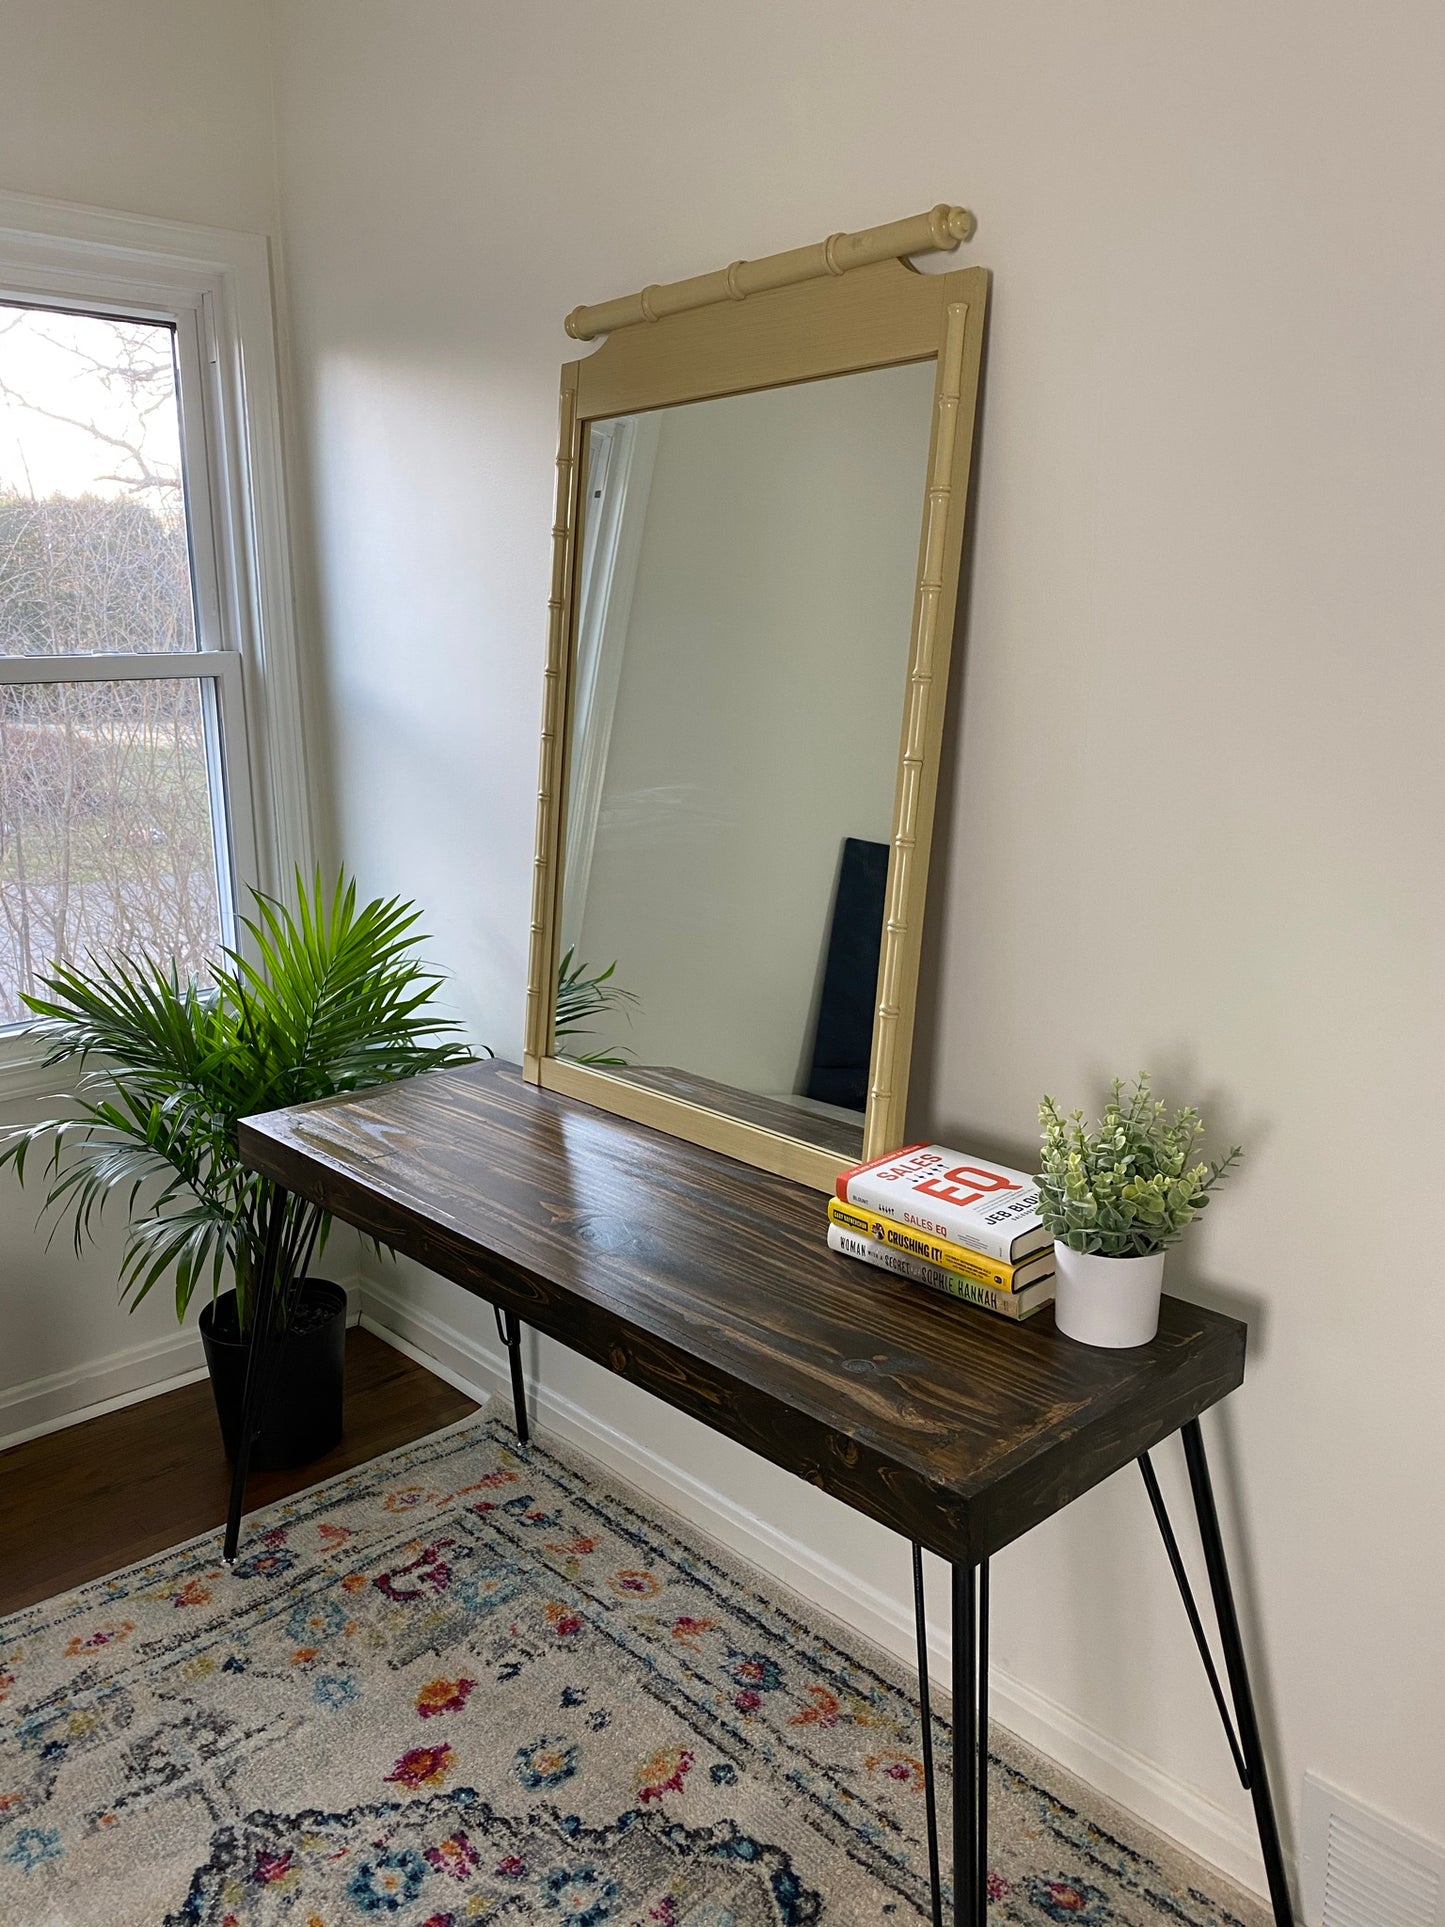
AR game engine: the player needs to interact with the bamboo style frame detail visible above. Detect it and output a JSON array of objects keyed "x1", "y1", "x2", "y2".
[
  {"x1": 565, "y1": 203, "x2": 975, "y2": 342},
  {"x1": 524, "y1": 213, "x2": 988, "y2": 1191},
  {"x1": 870, "y1": 295, "x2": 972, "y2": 1160}
]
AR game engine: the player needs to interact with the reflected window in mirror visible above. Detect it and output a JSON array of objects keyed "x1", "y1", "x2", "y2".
[{"x1": 555, "y1": 360, "x2": 938, "y2": 1159}]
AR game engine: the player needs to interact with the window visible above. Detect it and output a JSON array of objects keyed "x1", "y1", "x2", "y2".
[
  {"x1": 0, "y1": 192, "x2": 309, "y2": 1070},
  {"x1": 0, "y1": 301, "x2": 240, "y2": 1020}
]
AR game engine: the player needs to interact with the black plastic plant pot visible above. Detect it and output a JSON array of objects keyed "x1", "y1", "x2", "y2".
[{"x1": 198, "y1": 1280, "x2": 347, "y2": 1471}]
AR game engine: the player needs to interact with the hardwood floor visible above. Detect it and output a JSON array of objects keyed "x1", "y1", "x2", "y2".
[{"x1": 0, "y1": 1328, "x2": 478, "y2": 1617}]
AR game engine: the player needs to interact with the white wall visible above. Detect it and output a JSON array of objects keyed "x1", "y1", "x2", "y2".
[
  {"x1": 268, "y1": 0, "x2": 1445, "y2": 1891},
  {"x1": 0, "y1": 1083, "x2": 201, "y2": 1446},
  {"x1": 1, "y1": 2, "x2": 278, "y2": 236},
  {"x1": 0, "y1": 0, "x2": 286, "y2": 1439},
  {"x1": 574, "y1": 367, "x2": 931, "y2": 1095}
]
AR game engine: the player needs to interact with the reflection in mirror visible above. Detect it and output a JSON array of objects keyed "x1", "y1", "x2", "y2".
[{"x1": 556, "y1": 360, "x2": 937, "y2": 1157}]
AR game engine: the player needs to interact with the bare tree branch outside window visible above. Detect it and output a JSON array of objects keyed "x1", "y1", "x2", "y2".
[{"x1": 0, "y1": 305, "x2": 226, "y2": 1025}]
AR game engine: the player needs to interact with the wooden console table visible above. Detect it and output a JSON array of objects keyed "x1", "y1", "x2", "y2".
[{"x1": 231, "y1": 1059, "x2": 1293, "y2": 1926}]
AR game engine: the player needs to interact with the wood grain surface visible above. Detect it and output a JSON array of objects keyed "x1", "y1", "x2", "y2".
[{"x1": 238, "y1": 1062, "x2": 1246, "y2": 1566}]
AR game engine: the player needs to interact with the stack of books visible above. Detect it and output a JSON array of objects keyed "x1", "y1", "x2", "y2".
[{"x1": 827, "y1": 1142, "x2": 1055, "y2": 1320}]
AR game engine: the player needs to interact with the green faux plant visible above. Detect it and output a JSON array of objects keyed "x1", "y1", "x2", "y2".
[
  {"x1": 1037, "y1": 1075, "x2": 1241, "y2": 1258},
  {"x1": 0, "y1": 870, "x2": 476, "y2": 1336}
]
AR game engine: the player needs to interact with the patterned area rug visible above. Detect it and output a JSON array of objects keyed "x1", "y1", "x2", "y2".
[{"x1": 0, "y1": 1411, "x2": 1267, "y2": 1925}]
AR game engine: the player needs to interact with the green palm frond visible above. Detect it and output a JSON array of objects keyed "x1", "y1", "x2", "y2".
[
  {"x1": 214, "y1": 873, "x2": 472, "y2": 1108},
  {"x1": 0, "y1": 868, "x2": 480, "y2": 1334},
  {"x1": 554, "y1": 947, "x2": 638, "y2": 1066},
  {"x1": 24, "y1": 950, "x2": 231, "y2": 1093}
]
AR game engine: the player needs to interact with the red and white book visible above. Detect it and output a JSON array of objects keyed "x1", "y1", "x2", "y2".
[{"x1": 835, "y1": 1142, "x2": 1048, "y2": 1264}]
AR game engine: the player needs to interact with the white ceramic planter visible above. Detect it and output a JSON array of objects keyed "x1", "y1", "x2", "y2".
[{"x1": 1053, "y1": 1242, "x2": 1166, "y2": 1348}]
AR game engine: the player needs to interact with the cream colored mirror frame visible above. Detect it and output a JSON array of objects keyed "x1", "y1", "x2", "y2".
[{"x1": 523, "y1": 207, "x2": 988, "y2": 1191}]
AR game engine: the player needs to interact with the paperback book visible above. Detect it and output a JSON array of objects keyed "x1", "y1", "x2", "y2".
[
  {"x1": 827, "y1": 1224, "x2": 1055, "y2": 1321},
  {"x1": 826, "y1": 1197, "x2": 1055, "y2": 1291}
]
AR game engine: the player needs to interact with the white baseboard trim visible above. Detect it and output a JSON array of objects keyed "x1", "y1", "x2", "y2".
[
  {"x1": 0, "y1": 1281, "x2": 366, "y2": 1454},
  {"x1": 986, "y1": 1658, "x2": 1268, "y2": 1897},
  {"x1": 0, "y1": 1327, "x2": 209, "y2": 1452},
  {"x1": 361, "y1": 1278, "x2": 1273, "y2": 1901}
]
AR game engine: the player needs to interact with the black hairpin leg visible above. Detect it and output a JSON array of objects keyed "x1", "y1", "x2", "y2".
[
  {"x1": 912, "y1": 1545, "x2": 943, "y2": 1927},
  {"x1": 222, "y1": 1186, "x2": 290, "y2": 1566},
  {"x1": 952, "y1": 1559, "x2": 990, "y2": 1924},
  {"x1": 494, "y1": 1305, "x2": 529, "y2": 1443},
  {"x1": 915, "y1": 1548, "x2": 990, "y2": 1924},
  {"x1": 976, "y1": 1561, "x2": 990, "y2": 1922},
  {"x1": 1141, "y1": 1422, "x2": 1294, "y2": 1925}
]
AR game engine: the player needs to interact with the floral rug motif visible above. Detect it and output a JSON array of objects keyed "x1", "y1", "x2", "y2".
[{"x1": 0, "y1": 1412, "x2": 1266, "y2": 1925}]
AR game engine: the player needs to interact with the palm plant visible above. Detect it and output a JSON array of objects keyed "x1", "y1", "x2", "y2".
[
  {"x1": 554, "y1": 946, "x2": 638, "y2": 1066},
  {"x1": 0, "y1": 870, "x2": 475, "y2": 1336}
]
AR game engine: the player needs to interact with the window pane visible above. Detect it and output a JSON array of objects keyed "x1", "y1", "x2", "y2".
[
  {"x1": 0, "y1": 304, "x2": 197, "y2": 655},
  {"x1": 0, "y1": 679, "x2": 225, "y2": 1025}
]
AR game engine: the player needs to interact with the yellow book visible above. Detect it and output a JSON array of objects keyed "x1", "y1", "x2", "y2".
[
  {"x1": 827, "y1": 1226, "x2": 1055, "y2": 1321},
  {"x1": 826, "y1": 1197, "x2": 1055, "y2": 1291}
]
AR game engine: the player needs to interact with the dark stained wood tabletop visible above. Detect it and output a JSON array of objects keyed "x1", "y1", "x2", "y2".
[{"x1": 238, "y1": 1061, "x2": 1246, "y2": 1566}]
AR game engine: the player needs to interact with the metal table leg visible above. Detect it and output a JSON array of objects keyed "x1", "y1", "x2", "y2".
[
  {"x1": 494, "y1": 1305, "x2": 530, "y2": 1443},
  {"x1": 976, "y1": 1560, "x2": 990, "y2": 1924},
  {"x1": 1141, "y1": 1422, "x2": 1295, "y2": 1925},
  {"x1": 222, "y1": 1186, "x2": 290, "y2": 1566},
  {"x1": 952, "y1": 1560, "x2": 989, "y2": 1923},
  {"x1": 914, "y1": 1549, "x2": 990, "y2": 1924},
  {"x1": 913, "y1": 1544, "x2": 943, "y2": 1927}
]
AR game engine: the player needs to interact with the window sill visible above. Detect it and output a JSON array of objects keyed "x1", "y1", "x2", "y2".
[{"x1": 0, "y1": 1028, "x2": 75, "y2": 1104}]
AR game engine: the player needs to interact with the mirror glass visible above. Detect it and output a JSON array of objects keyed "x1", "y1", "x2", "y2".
[{"x1": 556, "y1": 359, "x2": 937, "y2": 1157}]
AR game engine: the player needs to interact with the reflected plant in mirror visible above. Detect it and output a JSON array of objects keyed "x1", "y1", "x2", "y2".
[
  {"x1": 557, "y1": 363, "x2": 938, "y2": 1161},
  {"x1": 554, "y1": 946, "x2": 637, "y2": 1066}
]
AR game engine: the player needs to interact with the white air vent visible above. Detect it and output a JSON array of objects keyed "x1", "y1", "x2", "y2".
[{"x1": 1301, "y1": 1773, "x2": 1444, "y2": 1927}]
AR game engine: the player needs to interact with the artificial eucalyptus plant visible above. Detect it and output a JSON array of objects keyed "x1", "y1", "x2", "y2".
[
  {"x1": 1037, "y1": 1074, "x2": 1241, "y2": 1258},
  {"x1": 0, "y1": 870, "x2": 475, "y2": 1335}
]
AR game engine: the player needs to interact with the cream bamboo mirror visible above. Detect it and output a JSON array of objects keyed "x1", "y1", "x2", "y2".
[{"x1": 523, "y1": 206, "x2": 988, "y2": 1190}]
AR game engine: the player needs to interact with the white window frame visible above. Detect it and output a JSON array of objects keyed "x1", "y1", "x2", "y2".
[{"x1": 0, "y1": 190, "x2": 311, "y2": 1093}]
